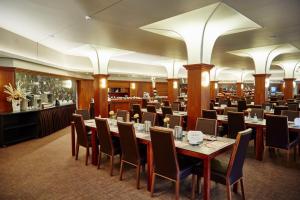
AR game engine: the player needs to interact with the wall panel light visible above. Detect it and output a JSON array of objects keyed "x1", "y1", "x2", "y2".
[
  {"x1": 201, "y1": 71, "x2": 210, "y2": 87},
  {"x1": 100, "y1": 78, "x2": 107, "y2": 88},
  {"x1": 173, "y1": 80, "x2": 178, "y2": 89},
  {"x1": 265, "y1": 78, "x2": 270, "y2": 88},
  {"x1": 131, "y1": 82, "x2": 136, "y2": 89}
]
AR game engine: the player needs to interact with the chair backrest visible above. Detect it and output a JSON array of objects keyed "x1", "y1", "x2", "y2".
[
  {"x1": 277, "y1": 100, "x2": 286, "y2": 105},
  {"x1": 227, "y1": 98, "x2": 232, "y2": 107},
  {"x1": 247, "y1": 104, "x2": 262, "y2": 109},
  {"x1": 72, "y1": 114, "x2": 88, "y2": 147},
  {"x1": 237, "y1": 100, "x2": 247, "y2": 112},
  {"x1": 219, "y1": 98, "x2": 227, "y2": 105},
  {"x1": 266, "y1": 115, "x2": 289, "y2": 149},
  {"x1": 287, "y1": 99, "x2": 295, "y2": 103},
  {"x1": 163, "y1": 100, "x2": 170, "y2": 106},
  {"x1": 75, "y1": 109, "x2": 90, "y2": 120},
  {"x1": 228, "y1": 112, "x2": 246, "y2": 139},
  {"x1": 270, "y1": 96, "x2": 278, "y2": 101},
  {"x1": 161, "y1": 106, "x2": 173, "y2": 118},
  {"x1": 146, "y1": 105, "x2": 157, "y2": 113},
  {"x1": 250, "y1": 108, "x2": 264, "y2": 119},
  {"x1": 117, "y1": 122, "x2": 140, "y2": 165},
  {"x1": 171, "y1": 102, "x2": 180, "y2": 111},
  {"x1": 141, "y1": 112, "x2": 156, "y2": 126},
  {"x1": 116, "y1": 110, "x2": 129, "y2": 121},
  {"x1": 147, "y1": 102, "x2": 160, "y2": 109},
  {"x1": 132, "y1": 104, "x2": 142, "y2": 118},
  {"x1": 150, "y1": 127, "x2": 179, "y2": 180},
  {"x1": 195, "y1": 118, "x2": 217, "y2": 136},
  {"x1": 209, "y1": 102, "x2": 214, "y2": 110},
  {"x1": 224, "y1": 107, "x2": 238, "y2": 115},
  {"x1": 202, "y1": 109, "x2": 217, "y2": 119},
  {"x1": 274, "y1": 106, "x2": 288, "y2": 115},
  {"x1": 227, "y1": 128, "x2": 252, "y2": 185},
  {"x1": 281, "y1": 110, "x2": 300, "y2": 121},
  {"x1": 262, "y1": 103, "x2": 272, "y2": 110},
  {"x1": 287, "y1": 102, "x2": 298, "y2": 111},
  {"x1": 95, "y1": 118, "x2": 113, "y2": 155},
  {"x1": 166, "y1": 114, "x2": 182, "y2": 129}
]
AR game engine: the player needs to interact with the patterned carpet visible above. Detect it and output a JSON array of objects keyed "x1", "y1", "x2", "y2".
[{"x1": 0, "y1": 127, "x2": 300, "y2": 200}]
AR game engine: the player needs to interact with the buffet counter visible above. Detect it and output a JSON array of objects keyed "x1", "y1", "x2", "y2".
[
  {"x1": 0, "y1": 104, "x2": 76, "y2": 146},
  {"x1": 109, "y1": 98, "x2": 142, "y2": 112}
]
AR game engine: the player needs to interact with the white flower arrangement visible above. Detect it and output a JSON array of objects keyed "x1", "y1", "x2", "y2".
[
  {"x1": 109, "y1": 110, "x2": 115, "y2": 116},
  {"x1": 133, "y1": 113, "x2": 139, "y2": 119},
  {"x1": 163, "y1": 117, "x2": 170, "y2": 123},
  {"x1": 3, "y1": 81, "x2": 26, "y2": 102}
]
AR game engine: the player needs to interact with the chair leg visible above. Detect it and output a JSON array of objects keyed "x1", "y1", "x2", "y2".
[
  {"x1": 119, "y1": 160, "x2": 124, "y2": 181},
  {"x1": 97, "y1": 152, "x2": 102, "y2": 169},
  {"x1": 175, "y1": 180, "x2": 180, "y2": 200},
  {"x1": 191, "y1": 174, "x2": 196, "y2": 200},
  {"x1": 226, "y1": 184, "x2": 232, "y2": 200},
  {"x1": 196, "y1": 175, "x2": 201, "y2": 194},
  {"x1": 287, "y1": 149, "x2": 290, "y2": 162},
  {"x1": 110, "y1": 155, "x2": 114, "y2": 176},
  {"x1": 294, "y1": 146, "x2": 297, "y2": 161},
  {"x1": 75, "y1": 143, "x2": 79, "y2": 160},
  {"x1": 151, "y1": 172, "x2": 156, "y2": 197},
  {"x1": 85, "y1": 147, "x2": 89, "y2": 166},
  {"x1": 240, "y1": 179, "x2": 245, "y2": 200},
  {"x1": 136, "y1": 164, "x2": 141, "y2": 189}
]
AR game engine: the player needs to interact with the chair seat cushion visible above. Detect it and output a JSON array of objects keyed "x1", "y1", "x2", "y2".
[{"x1": 178, "y1": 156, "x2": 202, "y2": 180}]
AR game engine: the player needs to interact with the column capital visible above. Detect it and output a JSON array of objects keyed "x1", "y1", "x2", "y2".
[
  {"x1": 252, "y1": 73, "x2": 271, "y2": 78},
  {"x1": 210, "y1": 80, "x2": 218, "y2": 83},
  {"x1": 184, "y1": 63, "x2": 214, "y2": 71},
  {"x1": 167, "y1": 78, "x2": 180, "y2": 81},
  {"x1": 93, "y1": 74, "x2": 109, "y2": 79},
  {"x1": 283, "y1": 78, "x2": 296, "y2": 81}
]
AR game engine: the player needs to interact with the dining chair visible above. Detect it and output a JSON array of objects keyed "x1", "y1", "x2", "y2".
[
  {"x1": 265, "y1": 115, "x2": 299, "y2": 161},
  {"x1": 278, "y1": 100, "x2": 286, "y2": 106},
  {"x1": 281, "y1": 110, "x2": 300, "y2": 121},
  {"x1": 95, "y1": 117, "x2": 121, "y2": 176},
  {"x1": 72, "y1": 114, "x2": 91, "y2": 165},
  {"x1": 250, "y1": 108, "x2": 264, "y2": 119},
  {"x1": 202, "y1": 109, "x2": 217, "y2": 119},
  {"x1": 262, "y1": 103, "x2": 272, "y2": 110},
  {"x1": 163, "y1": 100, "x2": 170, "y2": 106},
  {"x1": 166, "y1": 114, "x2": 182, "y2": 129},
  {"x1": 116, "y1": 110, "x2": 129, "y2": 122},
  {"x1": 194, "y1": 128, "x2": 252, "y2": 200},
  {"x1": 146, "y1": 105, "x2": 157, "y2": 113},
  {"x1": 195, "y1": 118, "x2": 217, "y2": 136},
  {"x1": 75, "y1": 109, "x2": 90, "y2": 120},
  {"x1": 274, "y1": 106, "x2": 288, "y2": 115},
  {"x1": 132, "y1": 104, "x2": 142, "y2": 119},
  {"x1": 224, "y1": 107, "x2": 238, "y2": 115},
  {"x1": 287, "y1": 99, "x2": 295, "y2": 103},
  {"x1": 117, "y1": 122, "x2": 147, "y2": 189},
  {"x1": 141, "y1": 112, "x2": 156, "y2": 126},
  {"x1": 228, "y1": 112, "x2": 246, "y2": 139},
  {"x1": 171, "y1": 102, "x2": 180, "y2": 111},
  {"x1": 149, "y1": 127, "x2": 200, "y2": 200},
  {"x1": 161, "y1": 106, "x2": 173, "y2": 118},
  {"x1": 237, "y1": 100, "x2": 247, "y2": 112},
  {"x1": 247, "y1": 104, "x2": 262, "y2": 109},
  {"x1": 287, "y1": 102, "x2": 298, "y2": 111}
]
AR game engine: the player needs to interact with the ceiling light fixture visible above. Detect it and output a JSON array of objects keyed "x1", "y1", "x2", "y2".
[{"x1": 85, "y1": 16, "x2": 91, "y2": 21}]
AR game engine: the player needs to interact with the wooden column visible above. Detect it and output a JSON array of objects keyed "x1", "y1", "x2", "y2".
[
  {"x1": 253, "y1": 74, "x2": 270, "y2": 105},
  {"x1": 184, "y1": 64, "x2": 214, "y2": 130},
  {"x1": 93, "y1": 74, "x2": 109, "y2": 117},
  {"x1": 0, "y1": 67, "x2": 16, "y2": 113},
  {"x1": 283, "y1": 78, "x2": 295, "y2": 99},
  {"x1": 236, "y1": 82, "x2": 243, "y2": 97},
  {"x1": 167, "y1": 78, "x2": 179, "y2": 103},
  {"x1": 210, "y1": 81, "x2": 218, "y2": 100},
  {"x1": 77, "y1": 79, "x2": 93, "y2": 110}
]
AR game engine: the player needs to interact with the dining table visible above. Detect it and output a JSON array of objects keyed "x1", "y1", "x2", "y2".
[
  {"x1": 141, "y1": 108, "x2": 187, "y2": 117},
  {"x1": 71, "y1": 119, "x2": 236, "y2": 200},
  {"x1": 217, "y1": 114, "x2": 300, "y2": 161}
]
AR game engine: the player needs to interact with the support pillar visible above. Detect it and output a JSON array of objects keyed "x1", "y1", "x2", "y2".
[
  {"x1": 93, "y1": 74, "x2": 109, "y2": 117},
  {"x1": 283, "y1": 78, "x2": 295, "y2": 100},
  {"x1": 167, "y1": 78, "x2": 179, "y2": 103},
  {"x1": 236, "y1": 82, "x2": 243, "y2": 97},
  {"x1": 253, "y1": 74, "x2": 270, "y2": 105},
  {"x1": 210, "y1": 81, "x2": 218, "y2": 101},
  {"x1": 184, "y1": 64, "x2": 214, "y2": 130}
]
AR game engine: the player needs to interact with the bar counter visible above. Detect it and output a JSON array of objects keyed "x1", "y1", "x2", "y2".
[
  {"x1": 109, "y1": 98, "x2": 142, "y2": 112},
  {"x1": 0, "y1": 104, "x2": 76, "y2": 146}
]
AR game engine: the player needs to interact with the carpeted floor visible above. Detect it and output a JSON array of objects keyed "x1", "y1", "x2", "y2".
[{"x1": 0, "y1": 127, "x2": 300, "y2": 200}]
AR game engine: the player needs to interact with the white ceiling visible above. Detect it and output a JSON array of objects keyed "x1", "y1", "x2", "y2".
[{"x1": 0, "y1": 0, "x2": 299, "y2": 80}]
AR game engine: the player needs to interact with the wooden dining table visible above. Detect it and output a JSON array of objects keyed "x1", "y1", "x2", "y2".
[
  {"x1": 71, "y1": 119, "x2": 235, "y2": 200},
  {"x1": 141, "y1": 108, "x2": 187, "y2": 117},
  {"x1": 217, "y1": 114, "x2": 300, "y2": 161}
]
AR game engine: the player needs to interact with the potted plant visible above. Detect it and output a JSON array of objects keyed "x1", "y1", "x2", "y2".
[{"x1": 3, "y1": 81, "x2": 26, "y2": 112}]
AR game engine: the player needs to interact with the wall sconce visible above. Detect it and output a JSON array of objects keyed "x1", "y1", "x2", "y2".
[
  {"x1": 265, "y1": 78, "x2": 270, "y2": 88},
  {"x1": 173, "y1": 80, "x2": 178, "y2": 89},
  {"x1": 131, "y1": 82, "x2": 136, "y2": 89},
  {"x1": 283, "y1": 82, "x2": 285, "y2": 88},
  {"x1": 214, "y1": 82, "x2": 218, "y2": 89},
  {"x1": 293, "y1": 81, "x2": 296, "y2": 89},
  {"x1": 100, "y1": 78, "x2": 107, "y2": 88},
  {"x1": 151, "y1": 77, "x2": 156, "y2": 88},
  {"x1": 241, "y1": 83, "x2": 244, "y2": 90},
  {"x1": 63, "y1": 80, "x2": 72, "y2": 89},
  {"x1": 201, "y1": 71, "x2": 210, "y2": 87}
]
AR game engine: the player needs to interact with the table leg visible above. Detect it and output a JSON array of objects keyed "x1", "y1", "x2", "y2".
[
  {"x1": 147, "y1": 142, "x2": 153, "y2": 191},
  {"x1": 233, "y1": 182, "x2": 238, "y2": 193},
  {"x1": 91, "y1": 128, "x2": 99, "y2": 165},
  {"x1": 255, "y1": 126, "x2": 264, "y2": 161},
  {"x1": 203, "y1": 158, "x2": 211, "y2": 200},
  {"x1": 71, "y1": 122, "x2": 75, "y2": 156}
]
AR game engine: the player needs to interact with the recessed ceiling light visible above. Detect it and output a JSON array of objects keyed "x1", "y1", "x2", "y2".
[{"x1": 85, "y1": 16, "x2": 91, "y2": 21}]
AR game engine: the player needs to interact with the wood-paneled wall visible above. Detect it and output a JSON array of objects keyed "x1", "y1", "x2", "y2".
[
  {"x1": 77, "y1": 79, "x2": 93, "y2": 110},
  {"x1": 0, "y1": 67, "x2": 16, "y2": 113}
]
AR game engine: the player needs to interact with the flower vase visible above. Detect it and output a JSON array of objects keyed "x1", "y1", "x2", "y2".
[{"x1": 12, "y1": 99, "x2": 21, "y2": 112}]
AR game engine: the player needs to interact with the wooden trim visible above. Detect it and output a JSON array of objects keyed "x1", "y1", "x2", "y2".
[{"x1": 184, "y1": 63, "x2": 214, "y2": 71}]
